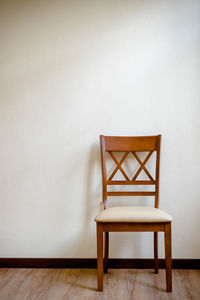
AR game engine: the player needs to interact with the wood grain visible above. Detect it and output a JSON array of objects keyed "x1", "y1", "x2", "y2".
[
  {"x1": 165, "y1": 222, "x2": 172, "y2": 292},
  {"x1": 103, "y1": 135, "x2": 159, "y2": 152},
  {"x1": 97, "y1": 223, "x2": 103, "y2": 291},
  {"x1": 0, "y1": 269, "x2": 199, "y2": 300}
]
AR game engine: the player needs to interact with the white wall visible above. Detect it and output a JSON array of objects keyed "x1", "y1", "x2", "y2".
[{"x1": 0, "y1": 0, "x2": 200, "y2": 258}]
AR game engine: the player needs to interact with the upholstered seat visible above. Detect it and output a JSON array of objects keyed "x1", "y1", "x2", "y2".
[{"x1": 95, "y1": 206, "x2": 172, "y2": 223}]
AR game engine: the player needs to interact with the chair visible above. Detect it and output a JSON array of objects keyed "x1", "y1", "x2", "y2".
[{"x1": 95, "y1": 135, "x2": 172, "y2": 292}]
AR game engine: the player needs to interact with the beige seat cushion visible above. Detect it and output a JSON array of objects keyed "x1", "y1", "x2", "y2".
[{"x1": 95, "y1": 206, "x2": 172, "y2": 223}]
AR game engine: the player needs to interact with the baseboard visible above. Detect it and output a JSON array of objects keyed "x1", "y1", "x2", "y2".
[{"x1": 0, "y1": 258, "x2": 199, "y2": 269}]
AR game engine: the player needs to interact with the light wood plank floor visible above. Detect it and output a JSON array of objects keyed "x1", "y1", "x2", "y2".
[{"x1": 0, "y1": 268, "x2": 200, "y2": 300}]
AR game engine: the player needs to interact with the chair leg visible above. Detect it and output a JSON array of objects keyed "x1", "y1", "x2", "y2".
[
  {"x1": 97, "y1": 223, "x2": 103, "y2": 291},
  {"x1": 104, "y1": 232, "x2": 109, "y2": 273},
  {"x1": 154, "y1": 232, "x2": 159, "y2": 274},
  {"x1": 164, "y1": 222, "x2": 172, "y2": 292}
]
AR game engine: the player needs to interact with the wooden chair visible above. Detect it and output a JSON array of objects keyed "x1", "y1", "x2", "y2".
[{"x1": 95, "y1": 135, "x2": 172, "y2": 292}]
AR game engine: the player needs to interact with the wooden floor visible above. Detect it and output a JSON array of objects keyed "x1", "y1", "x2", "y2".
[{"x1": 0, "y1": 268, "x2": 200, "y2": 300}]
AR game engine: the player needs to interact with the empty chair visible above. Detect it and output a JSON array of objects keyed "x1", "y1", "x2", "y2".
[{"x1": 95, "y1": 135, "x2": 172, "y2": 292}]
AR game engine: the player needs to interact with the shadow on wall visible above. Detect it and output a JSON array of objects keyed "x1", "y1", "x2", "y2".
[
  {"x1": 55, "y1": 142, "x2": 146, "y2": 258},
  {"x1": 54, "y1": 143, "x2": 101, "y2": 257}
]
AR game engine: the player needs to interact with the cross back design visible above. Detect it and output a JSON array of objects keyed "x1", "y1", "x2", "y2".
[{"x1": 108, "y1": 151, "x2": 154, "y2": 182}]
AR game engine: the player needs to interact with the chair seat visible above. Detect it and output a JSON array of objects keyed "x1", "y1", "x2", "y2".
[{"x1": 95, "y1": 206, "x2": 172, "y2": 223}]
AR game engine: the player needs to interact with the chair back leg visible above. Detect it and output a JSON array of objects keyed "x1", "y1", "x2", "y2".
[
  {"x1": 104, "y1": 232, "x2": 109, "y2": 273},
  {"x1": 154, "y1": 232, "x2": 159, "y2": 274}
]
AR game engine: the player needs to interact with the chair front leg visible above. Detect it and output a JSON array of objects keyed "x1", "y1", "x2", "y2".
[
  {"x1": 104, "y1": 232, "x2": 109, "y2": 273},
  {"x1": 97, "y1": 222, "x2": 103, "y2": 291},
  {"x1": 164, "y1": 222, "x2": 172, "y2": 292},
  {"x1": 154, "y1": 232, "x2": 159, "y2": 274}
]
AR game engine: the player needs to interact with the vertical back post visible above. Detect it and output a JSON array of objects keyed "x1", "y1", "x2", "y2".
[
  {"x1": 155, "y1": 135, "x2": 161, "y2": 208},
  {"x1": 100, "y1": 135, "x2": 107, "y2": 209}
]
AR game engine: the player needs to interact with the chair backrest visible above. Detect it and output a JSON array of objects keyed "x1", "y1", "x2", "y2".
[{"x1": 100, "y1": 135, "x2": 161, "y2": 209}]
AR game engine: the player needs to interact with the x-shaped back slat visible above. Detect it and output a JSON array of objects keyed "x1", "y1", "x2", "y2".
[
  {"x1": 132, "y1": 151, "x2": 154, "y2": 181},
  {"x1": 108, "y1": 151, "x2": 129, "y2": 181},
  {"x1": 108, "y1": 151, "x2": 154, "y2": 182}
]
